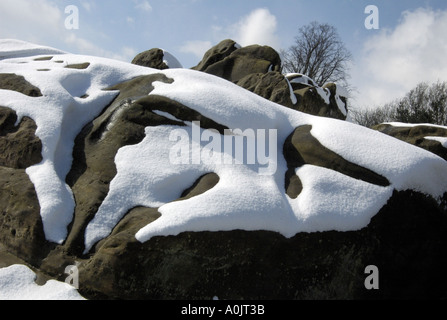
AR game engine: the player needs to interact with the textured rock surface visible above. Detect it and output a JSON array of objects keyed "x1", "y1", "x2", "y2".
[
  {"x1": 131, "y1": 48, "x2": 169, "y2": 70},
  {"x1": 41, "y1": 190, "x2": 447, "y2": 300},
  {"x1": 236, "y1": 72, "x2": 296, "y2": 109},
  {"x1": 1, "y1": 41, "x2": 447, "y2": 300},
  {"x1": 193, "y1": 41, "x2": 281, "y2": 83},
  {"x1": 0, "y1": 73, "x2": 42, "y2": 97},
  {"x1": 190, "y1": 40, "x2": 348, "y2": 120}
]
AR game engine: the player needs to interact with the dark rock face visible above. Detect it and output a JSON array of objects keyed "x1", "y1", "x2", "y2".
[
  {"x1": 0, "y1": 107, "x2": 47, "y2": 266},
  {"x1": 287, "y1": 74, "x2": 347, "y2": 120},
  {"x1": 0, "y1": 107, "x2": 43, "y2": 169},
  {"x1": 373, "y1": 123, "x2": 447, "y2": 161},
  {"x1": 0, "y1": 73, "x2": 42, "y2": 97},
  {"x1": 77, "y1": 190, "x2": 447, "y2": 300}
]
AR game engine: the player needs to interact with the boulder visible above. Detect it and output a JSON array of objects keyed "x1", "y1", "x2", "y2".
[
  {"x1": 192, "y1": 41, "x2": 348, "y2": 120},
  {"x1": 2, "y1": 77, "x2": 445, "y2": 299},
  {"x1": 76, "y1": 189, "x2": 447, "y2": 300},
  {"x1": 236, "y1": 72, "x2": 296, "y2": 109},
  {"x1": 132, "y1": 48, "x2": 182, "y2": 69},
  {"x1": 372, "y1": 123, "x2": 447, "y2": 161},
  {"x1": 1, "y1": 41, "x2": 446, "y2": 301},
  {"x1": 132, "y1": 48, "x2": 169, "y2": 69},
  {"x1": 192, "y1": 39, "x2": 240, "y2": 72},
  {"x1": 192, "y1": 40, "x2": 281, "y2": 83},
  {"x1": 286, "y1": 74, "x2": 348, "y2": 120}
]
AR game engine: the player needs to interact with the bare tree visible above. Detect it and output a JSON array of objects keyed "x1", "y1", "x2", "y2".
[
  {"x1": 282, "y1": 21, "x2": 353, "y2": 87},
  {"x1": 352, "y1": 81, "x2": 447, "y2": 127}
]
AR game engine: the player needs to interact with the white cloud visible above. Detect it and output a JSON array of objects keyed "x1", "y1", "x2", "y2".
[
  {"x1": 178, "y1": 8, "x2": 280, "y2": 68},
  {"x1": 80, "y1": 1, "x2": 93, "y2": 13},
  {"x1": 64, "y1": 34, "x2": 136, "y2": 62},
  {"x1": 127, "y1": 16, "x2": 135, "y2": 24},
  {"x1": 0, "y1": 0, "x2": 62, "y2": 41},
  {"x1": 179, "y1": 40, "x2": 212, "y2": 60},
  {"x1": 232, "y1": 8, "x2": 280, "y2": 50},
  {"x1": 134, "y1": 0, "x2": 153, "y2": 12},
  {"x1": 352, "y1": 8, "x2": 447, "y2": 108},
  {"x1": 0, "y1": 0, "x2": 136, "y2": 62}
]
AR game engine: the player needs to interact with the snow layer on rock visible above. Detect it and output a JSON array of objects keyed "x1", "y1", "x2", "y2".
[
  {"x1": 1, "y1": 40, "x2": 447, "y2": 253},
  {"x1": 0, "y1": 265, "x2": 85, "y2": 300},
  {"x1": 0, "y1": 39, "x2": 65, "y2": 60},
  {"x1": 385, "y1": 122, "x2": 447, "y2": 129},
  {"x1": 289, "y1": 165, "x2": 393, "y2": 231},
  {"x1": 0, "y1": 39, "x2": 154, "y2": 243}
]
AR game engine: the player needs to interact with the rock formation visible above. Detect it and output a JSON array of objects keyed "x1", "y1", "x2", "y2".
[
  {"x1": 373, "y1": 123, "x2": 447, "y2": 161},
  {"x1": 1, "y1": 39, "x2": 447, "y2": 300},
  {"x1": 133, "y1": 39, "x2": 349, "y2": 120}
]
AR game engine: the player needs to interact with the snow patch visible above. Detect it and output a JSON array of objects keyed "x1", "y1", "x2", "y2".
[
  {"x1": 0, "y1": 39, "x2": 65, "y2": 60},
  {"x1": 0, "y1": 265, "x2": 85, "y2": 300}
]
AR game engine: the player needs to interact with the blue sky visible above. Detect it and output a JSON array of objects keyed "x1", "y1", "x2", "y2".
[{"x1": 1, "y1": 0, "x2": 447, "y2": 109}]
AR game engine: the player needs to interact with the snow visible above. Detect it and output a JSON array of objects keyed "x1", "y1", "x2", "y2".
[
  {"x1": 1, "y1": 39, "x2": 447, "y2": 265},
  {"x1": 289, "y1": 165, "x2": 393, "y2": 231},
  {"x1": 285, "y1": 77, "x2": 297, "y2": 105},
  {"x1": 0, "y1": 265, "x2": 85, "y2": 300},
  {"x1": 0, "y1": 39, "x2": 65, "y2": 60},
  {"x1": 286, "y1": 73, "x2": 317, "y2": 87},
  {"x1": 384, "y1": 122, "x2": 447, "y2": 129}
]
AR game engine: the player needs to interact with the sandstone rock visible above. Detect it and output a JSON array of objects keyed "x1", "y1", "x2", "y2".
[
  {"x1": 192, "y1": 41, "x2": 348, "y2": 120},
  {"x1": 63, "y1": 73, "x2": 228, "y2": 255},
  {"x1": 0, "y1": 73, "x2": 42, "y2": 97},
  {"x1": 373, "y1": 123, "x2": 447, "y2": 161},
  {"x1": 193, "y1": 40, "x2": 281, "y2": 83},
  {"x1": 286, "y1": 74, "x2": 348, "y2": 120},
  {"x1": 0, "y1": 166, "x2": 48, "y2": 266},
  {"x1": 76, "y1": 190, "x2": 447, "y2": 300},
  {"x1": 132, "y1": 48, "x2": 182, "y2": 69},
  {"x1": 0, "y1": 107, "x2": 43, "y2": 169},
  {"x1": 132, "y1": 48, "x2": 169, "y2": 70},
  {"x1": 192, "y1": 39, "x2": 239, "y2": 72},
  {"x1": 236, "y1": 72, "x2": 295, "y2": 109},
  {"x1": 1, "y1": 42, "x2": 446, "y2": 301}
]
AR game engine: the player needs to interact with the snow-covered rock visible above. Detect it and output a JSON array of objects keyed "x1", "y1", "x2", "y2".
[
  {"x1": 1, "y1": 39, "x2": 447, "y2": 299},
  {"x1": 0, "y1": 264, "x2": 85, "y2": 300},
  {"x1": 373, "y1": 122, "x2": 447, "y2": 161},
  {"x1": 131, "y1": 48, "x2": 183, "y2": 70}
]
